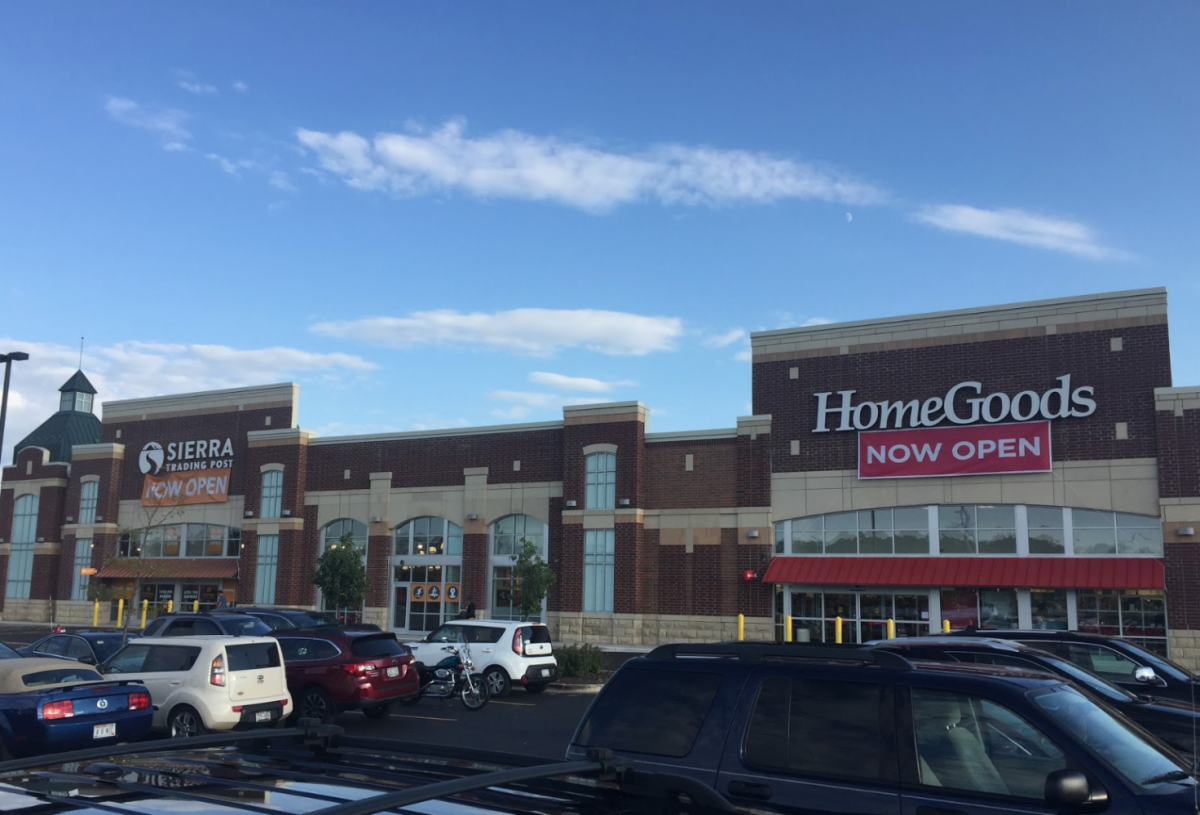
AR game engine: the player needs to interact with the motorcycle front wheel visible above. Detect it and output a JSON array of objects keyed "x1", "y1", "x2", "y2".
[{"x1": 460, "y1": 674, "x2": 489, "y2": 711}]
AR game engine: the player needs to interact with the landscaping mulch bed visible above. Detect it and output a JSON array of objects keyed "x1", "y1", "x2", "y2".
[{"x1": 556, "y1": 670, "x2": 615, "y2": 686}]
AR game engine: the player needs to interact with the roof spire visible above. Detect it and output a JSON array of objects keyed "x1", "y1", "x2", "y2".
[{"x1": 79, "y1": 336, "x2": 84, "y2": 369}]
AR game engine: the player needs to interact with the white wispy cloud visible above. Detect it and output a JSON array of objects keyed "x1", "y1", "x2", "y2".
[
  {"x1": 409, "y1": 417, "x2": 471, "y2": 432},
  {"x1": 312, "y1": 308, "x2": 683, "y2": 357},
  {"x1": 913, "y1": 204, "x2": 1129, "y2": 261},
  {"x1": 488, "y1": 390, "x2": 613, "y2": 420},
  {"x1": 703, "y1": 329, "x2": 746, "y2": 348},
  {"x1": 0, "y1": 338, "x2": 376, "y2": 466},
  {"x1": 174, "y1": 70, "x2": 218, "y2": 94},
  {"x1": 295, "y1": 119, "x2": 886, "y2": 212},
  {"x1": 232, "y1": 80, "x2": 249, "y2": 93},
  {"x1": 269, "y1": 170, "x2": 298, "y2": 192},
  {"x1": 801, "y1": 317, "x2": 834, "y2": 326},
  {"x1": 105, "y1": 96, "x2": 190, "y2": 150},
  {"x1": 527, "y1": 371, "x2": 634, "y2": 392},
  {"x1": 206, "y1": 153, "x2": 261, "y2": 175}
]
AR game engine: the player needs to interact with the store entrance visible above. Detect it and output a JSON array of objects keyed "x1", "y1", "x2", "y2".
[
  {"x1": 391, "y1": 562, "x2": 462, "y2": 635},
  {"x1": 785, "y1": 589, "x2": 932, "y2": 643}
]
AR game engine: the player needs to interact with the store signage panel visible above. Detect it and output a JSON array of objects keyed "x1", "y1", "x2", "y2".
[
  {"x1": 858, "y1": 421, "x2": 1051, "y2": 479},
  {"x1": 142, "y1": 468, "x2": 231, "y2": 506},
  {"x1": 139, "y1": 436, "x2": 235, "y2": 507}
]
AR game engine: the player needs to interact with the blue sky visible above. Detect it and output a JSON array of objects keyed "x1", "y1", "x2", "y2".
[{"x1": 2, "y1": 3, "x2": 1197, "y2": 463}]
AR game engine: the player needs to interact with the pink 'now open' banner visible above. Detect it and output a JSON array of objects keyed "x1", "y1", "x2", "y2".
[{"x1": 857, "y1": 421, "x2": 1052, "y2": 479}]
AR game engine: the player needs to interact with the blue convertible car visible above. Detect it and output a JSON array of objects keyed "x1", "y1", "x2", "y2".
[{"x1": 0, "y1": 657, "x2": 153, "y2": 759}]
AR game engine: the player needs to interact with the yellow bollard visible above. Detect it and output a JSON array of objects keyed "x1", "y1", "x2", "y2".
[
  {"x1": 887, "y1": 618, "x2": 896, "y2": 639},
  {"x1": 92, "y1": 599, "x2": 100, "y2": 627},
  {"x1": 942, "y1": 619, "x2": 951, "y2": 633},
  {"x1": 737, "y1": 614, "x2": 745, "y2": 641},
  {"x1": 192, "y1": 599, "x2": 199, "y2": 612},
  {"x1": 835, "y1": 616, "x2": 843, "y2": 644},
  {"x1": 117, "y1": 598, "x2": 125, "y2": 627},
  {"x1": 167, "y1": 599, "x2": 173, "y2": 614},
  {"x1": 784, "y1": 615, "x2": 793, "y2": 642},
  {"x1": 140, "y1": 599, "x2": 148, "y2": 629}
]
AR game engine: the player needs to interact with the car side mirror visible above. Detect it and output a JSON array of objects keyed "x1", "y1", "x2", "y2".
[
  {"x1": 1045, "y1": 770, "x2": 1098, "y2": 808},
  {"x1": 1134, "y1": 666, "x2": 1158, "y2": 684},
  {"x1": 79, "y1": 655, "x2": 96, "y2": 665}
]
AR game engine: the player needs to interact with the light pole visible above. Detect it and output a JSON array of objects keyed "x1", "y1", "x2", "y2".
[{"x1": 0, "y1": 351, "x2": 30, "y2": 468}]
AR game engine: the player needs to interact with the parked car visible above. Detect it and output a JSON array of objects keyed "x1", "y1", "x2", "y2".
[
  {"x1": 96, "y1": 636, "x2": 292, "y2": 737},
  {"x1": 405, "y1": 620, "x2": 556, "y2": 698},
  {"x1": 212, "y1": 606, "x2": 339, "y2": 631},
  {"x1": 140, "y1": 612, "x2": 271, "y2": 638},
  {"x1": 947, "y1": 628, "x2": 1200, "y2": 703},
  {"x1": 18, "y1": 631, "x2": 132, "y2": 665},
  {"x1": 0, "y1": 657, "x2": 152, "y2": 760},
  {"x1": 870, "y1": 636, "x2": 1200, "y2": 764},
  {"x1": 273, "y1": 629, "x2": 418, "y2": 722},
  {"x1": 0, "y1": 642, "x2": 20, "y2": 659},
  {"x1": 568, "y1": 642, "x2": 1197, "y2": 813}
]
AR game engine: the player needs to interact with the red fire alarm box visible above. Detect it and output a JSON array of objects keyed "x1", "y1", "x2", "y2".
[{"x1": 743, "y1": 569, "x2": 758, "y2": 581}]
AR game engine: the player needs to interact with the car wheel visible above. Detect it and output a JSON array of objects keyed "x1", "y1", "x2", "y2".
[
  {"x1": 524, "y1": 682, "x2": 548, "y2": 694},
  {"x1": 363, "y1": 703, "x2": 392, "y2": 719},
  {"x1": 299, "y1": 687, "x2": 335, "y2": 724},
  {"x1": 483, "y1": 666, "x2": 510, "y2": 699},
  {"x1": 169, "y1": 705, "x2": 207, "y2": 738}
]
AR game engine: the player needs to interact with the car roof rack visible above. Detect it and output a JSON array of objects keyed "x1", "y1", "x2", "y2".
[{"x1": 646, "y1": 641, "x2": 913, "y2": 670}]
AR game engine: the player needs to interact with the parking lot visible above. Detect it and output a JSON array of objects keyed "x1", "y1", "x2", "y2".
[{"x1": 0, "y1": 624, "x2": 599, "y2": 760}]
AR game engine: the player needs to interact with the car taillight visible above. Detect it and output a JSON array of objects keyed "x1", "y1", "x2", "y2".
[
  {"x1": 42, "y1": 700, "x2": 75, "y2": 720},
  {"x1": 128, "y1": 691, "x2": 150, "y2": 710},
  {"x1": 512, "y1": 629, "x2": 524, "y2": 656},
  {"x1": 210, "y1": 654, "x2": 226, "y2": 686},
  {"x1": 341, "y1": 663, "x2": 370, "y2": 676}
]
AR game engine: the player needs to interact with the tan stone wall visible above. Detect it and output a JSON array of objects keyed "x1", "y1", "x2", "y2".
[
  {"x1": 1, "y1": 598, "x2": 52, "y2": 623},
  {"x1": 364, "y1": 606, "x2": 388, "y2": 630},
  {"x1": 548, "y1": 612, "x2": 774, "y2": 647},
  {"x1": 56, "y1": 600, "x2": 99, "y2": 626},
  {"x1": 1168, "y1": 630, "x2": 1200, "y2": 672}
]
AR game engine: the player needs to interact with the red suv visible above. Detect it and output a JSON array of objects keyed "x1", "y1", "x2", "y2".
[{"x1": 273, "y1": 630, "x2": 418, "y2": 722}]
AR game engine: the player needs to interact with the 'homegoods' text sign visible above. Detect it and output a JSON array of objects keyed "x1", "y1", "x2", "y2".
[{"x1": 858, "y1": 421, "x2": 1052, "y2": 479}]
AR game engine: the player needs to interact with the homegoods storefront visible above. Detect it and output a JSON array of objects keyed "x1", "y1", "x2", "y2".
[{"x1": 752, "y1": 288, "x2": 1193, "y2": 658}]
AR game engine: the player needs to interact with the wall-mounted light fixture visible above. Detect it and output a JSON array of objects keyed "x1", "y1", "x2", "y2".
[
  {"x1": 371, "y1": 516, "x2": 383, "y2": 523},
  {"x1": 618, "y1": 498, "x2": 631, "y2": 506},
  {"x1": 95, "y1": 516, "x2": 103, "y2": 522},
  {"x1": 1180, "y1": 527, "x2": 1196, "y2": 536},
  {"x1": 244, "y1": 510, "x2": 254, "y2": 517},
  {"x1": 746, "y1": 529, "x2": 760, "y2": 539},
  {"x1": 36, "y1": 537, "x2": 44, "y2": 543},
  {"x1": 565, "y1": 500, "x2": 577, "y2": 508},
  {"x1": 66, "y1": 516, "x2": 74, "y2": 522},
  {"x1": 467, "y1": 513, "x2": 479, "y2": 521},
  {"x1": 281, "y1": 509, "x2": 292, "y2": 517}
]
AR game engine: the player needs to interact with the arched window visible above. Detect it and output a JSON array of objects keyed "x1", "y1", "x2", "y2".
[
  {"x1": 79, "y1": 480, "x2": 99, "y2": 525},
  {"x1": 6, "y1": 494, "x2": 39, "y2": 600},
  {"x1": 394, "y1": 517, "x2": 462, "y2": 556},
  {"x1": 585, "y1": 452, "x2": 616, "y2": 510},
  {"x1": 320, "y1": 519, "x2": 368, "y2": 624},
  {"x1": 490, "y1": 514, "x2": 546, "y2": 622}
]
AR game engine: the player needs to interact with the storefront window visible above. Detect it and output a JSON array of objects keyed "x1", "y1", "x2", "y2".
[
  {"x1": 894, "y1": 507, "x2": 931, "y2": 554},
  {"x1": 119, "y1": 524, "x2": 240, "y2": 558},
  {"x1": 1077, "y1": 589, "x2": 1166, "y2": 650},
  {"x1": 789, "y1": 590, "x2": 930, "y2": 643},
  {"x1": 786, "y1": 508, "x2": 930, "y2": 555},
  {"x1": 1031, "y1": 589, "x2": 1069, "y2": 630},
  {"x1": 1073, "y1": 510, "x2": 1163, "y2": 556},
  {"x1": 941, "y1": 588, "x2": 980, "y2": 629},
  {"x1": 394, "y1": 517, "x2": 462, "y2": 556},
  {"x1": 1028, "y1": 506, "x2": 1065, "y2": 554},
  {"x1": 790, "y1": 517, "x2": 822, "y2": 554},
  {"x1": 938, "y1": 505, "x2": 1016, "y2": 555},
  {"x1": 980, "y1": 588, "x2": 1018, "y2": 629}
]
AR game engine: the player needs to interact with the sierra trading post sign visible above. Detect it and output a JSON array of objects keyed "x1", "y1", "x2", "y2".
[
  {"x1": 139, "y1": 437, "x2": 234, "y2": 505},
  {"x1": 811, "y1": 375, "x2": 1094, "y2": 480}
]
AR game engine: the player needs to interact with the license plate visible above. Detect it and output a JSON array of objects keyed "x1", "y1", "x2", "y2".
[
  {"x1": 386, "y1": 666, "x2": 399, "y2": 678},
  {"x1": 93, "y1": 723, "x2": 116, "y2": 739},
  {"x1": 255, "y1": 710, "x2": 272, "y2": 722},
  {"x1": 540, "y1": 668, "x2": 550, "y2": 678}
]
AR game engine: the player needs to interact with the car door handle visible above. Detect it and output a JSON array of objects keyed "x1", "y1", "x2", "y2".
[
  {"x1": 170, "y1": 681, "x2": 182, "y2": 686},
  {"x1": 727, "y1": 781, "x2": 772, "y2": 801},
  {"x1": 917, "y1": 807, "x2": 967, "y2": 815}
]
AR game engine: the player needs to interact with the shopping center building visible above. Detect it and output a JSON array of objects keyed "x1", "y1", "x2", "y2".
[{"x1": 3, "y1": 288, "x2": 1199, "y2": 663}]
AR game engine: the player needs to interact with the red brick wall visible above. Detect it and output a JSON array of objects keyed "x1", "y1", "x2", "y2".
[
  {"x1": 30, "y1": 553, "x2": 59, "y2": 600},
  {"x1": 737, "y1": 431, "x2": 772, "y2": 508},
  {"x1": 0, "y1": 488, "x2": 11, "y2": 540},
  {"x1": 546, "y1": 497, "x2": 565, "y2": 612},
  {"x1": 36, "y1": 485, "x2": 66, "y2": 542},
  {"x1": 366, "y1": 534, "x2": 390, "y2": 608},
  {"x1": 563, "y1": 422, "x2": 644, "y2": 508},
  {"x1": 55, "y1": 533, "x2": 78, "y2": 601},
  {"x1": 658, "y1": 543, "x2": 689, "y2": 615},
  {"x1": 237, "y1": 529, "x2": 259, "y2": 603},
  {"x1": 244, "y1": 442, "x2": 308, "y2": 518},
  {"x1": 1157, "y1": 409, "x2": 1200, "y2": 500},
  {"x1": 66, "y1": 456, "x2": 124, "y2": 525},
  {"x1": 278, "y1": 507, "x2": 321, "y2": 608},
  {"x1": 461, "y1": 534, "x2": 488, "y2": 610},
  {"x1": 557, "y1": 524, "x2": 583, "y2": 613},
  {"x1": 644, "y1": 439, "x2": 736, "y2": 509},
  {"x1": 613, "y1": 521, "x2": 644, "y2": 614},
  {"x1": 1166, "y1": 542, "x2": 1200, "y2": 629},
  {"x1": 305, "y1": 429, "x2": 563, "y2": 493},
  {"x1": 101, "y1": 407, "x2": 286, "y2": 501},
  {"x1": 756, "y1": 324, "x2": 1172, "y2": 472}
]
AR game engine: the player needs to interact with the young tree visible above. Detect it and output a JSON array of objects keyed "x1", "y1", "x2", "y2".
[
  {"x1": 512, "y1": 537, "x2": 556, "y2": 622},
  {"x1": 312, "y1": 533, "x2": 368, "y2": 618}
]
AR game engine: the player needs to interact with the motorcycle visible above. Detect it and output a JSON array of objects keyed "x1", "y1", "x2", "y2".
[{"x1": 400, "y1": 634, "x2": 489, "y2": 711}]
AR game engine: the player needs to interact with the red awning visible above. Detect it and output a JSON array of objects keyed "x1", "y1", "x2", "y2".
[
  {"x1": 761, "y1": 556, "x2": 1163, "y2": 590},
  {"x1": 95, "y1": 559, "x2": 239, "y2": 580}
]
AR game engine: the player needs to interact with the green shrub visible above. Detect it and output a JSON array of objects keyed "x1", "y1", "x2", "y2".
[{"x1": 556, "y1": 644, "x2": 606, "y2": 677}]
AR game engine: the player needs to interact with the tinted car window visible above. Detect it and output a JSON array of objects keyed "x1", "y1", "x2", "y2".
[
  {"x1": 350, "y1": 636, "x2": 406, "y2": 658},
  {"x1": 227, "y1": 642, "x2": 282, "y2": 671},
  {"x1": 105, "y1": 644, "x2": 150, "y2": 673},
  {"x1": 142, "y1": 617, "x2": 169, "y2": 636},
  {"x1": 577, "y1": 668, "x2": 721, "y2": 758},
  {"x1": 469, "y1": 626, "x2": 505, "y2": 644},
  {"x1": 0, "y1": 642, "x2": 19, "y2": 659},
  {"x1": 65, "y1": 637, "x2": 93, "y2": 661},
  {"x1": 144, "y1": 645, "x2": 201, "y2": 672},
  {"x1": 39, "y1": 636, "x2": 70, "y2": 656},
  {"x1": 745, "y1": 678, "x2": 883, "y2": 781},
  {"x1": 428, "y1": 624, "x2": 462, "y2": 643},
  {"x1": 1064, "y1": 643, "x2": 1140, "y2": 681},
  {"x1": 281, "y1": 612, "x2": 329, "y2": 629},
  {"x1": 22, "y1": 667, "x2": 103, "y2": 687},
  {"x1": 521, "y1": 625, "x2": 551, "y2": 644},
  {"x1": 219, "y1": 617, "x2": 270, "y2": 636},
  {"x1": 89, "y1": 637, "x2": 124, "y2": 662}
]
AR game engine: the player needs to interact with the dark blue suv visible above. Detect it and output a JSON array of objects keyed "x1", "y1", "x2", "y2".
[{"x1": 568, "y1": 643, "x2": 1195, "y2": 814}]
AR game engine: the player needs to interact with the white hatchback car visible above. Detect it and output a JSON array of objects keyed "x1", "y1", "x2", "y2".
[
  {"x1": 405, "y1": 621, "x2": 557, "y2": 698},
  {"x1": 97, "y1": 636, "x2": 292, "y2": 737}
]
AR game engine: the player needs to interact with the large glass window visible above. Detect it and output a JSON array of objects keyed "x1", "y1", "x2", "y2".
[
  {"x1": 260, "y1": 470, "x2": 282, "y2": 519},
  {"x1": 777, "y1": 507, "x2": 930, "y2": 555},
  {"x1": 939, "y1": 505, "x2": 1016, "y2": 554},
  {"x1": 493, "y1": 514, "x2": 543, "y2": 556},
  {"x1": 584, "y1": 529, "x2": 615, "y2": 612},
  {"x1": 788, "y1": 590, "x2": 928, "y2": 643},
  {"x1": 1030, "y1": 589, "x2": 1069, "y2": 630},
  {"x1": 71, "y1": 538, "x2": 93, "y2": 600},
  {"x1": 394, "y1": 563, "x2": 462, "y2": 632},
  {"x1": 745, "y1": 678, "x2": 882, "y2": 781},
  {"x1": 1074, "y1": 510, "x2": 1163, "y2": 555},
  {"x1": 79, "y1": 481, "x2": 98, "y2": 525},
  {"x1": 6, "y1": 494, "x2": 38, "y2": 600},
  {"x1": 394, "y1": 517, "x2": 462, "y2": 556},
  {"x1": 119, "y1": 524, "x2": 240, "y2": 558},
  {"x1": 255, "y1": 535, "x2": 279, "y2": 605},
  {"x1": 942, "y1": 587, "x2": 1018, "y2": 630},
  {"x1": 585, "y1": 452, "x2": 616, "y2": 510},
  {"x1": 321, "y1": 519, "x2": 368, "y2": 624},
  {"x1": 1076, "y1": 589, "x2": 1166, "y2": 650},
  {"x1": 1027, "y1": 506, "x2": 1065, "y2": 554}
]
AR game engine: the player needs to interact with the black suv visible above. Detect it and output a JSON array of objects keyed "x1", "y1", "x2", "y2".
[
  {"x1": 947, "y1": 629, "x2": 1200, "y2": 704},
  {"x1": 140, "y1": 612, "x2": 271, "y2": 638},
  {"x1": 871, "y1": 636, "x2": 1200, "y2": 764},
  {"x1": 568, "y1": 642, "x2": 1195, "y2": 814}
]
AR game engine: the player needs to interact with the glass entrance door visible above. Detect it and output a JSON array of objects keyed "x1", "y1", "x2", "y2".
[{"x1": 391, "y1": 562, "x2": 462, "y2": 634}]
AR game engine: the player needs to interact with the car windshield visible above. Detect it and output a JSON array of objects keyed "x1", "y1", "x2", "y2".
[
  {"x1": 23, "y1": 667, "x2": 103, "y2": 687},
  {"x1": 1040, "y1": 655, "x2": 1137, "y2": 704},
  {"x1": 0, "y1": 642, "x2": 19, "y2": 659},
  {"x1": 89, "y1": 637, "x2": 124, "y2": 662},
  {"x1": 1030, "y1": 684, "x2": 1191, "y2": 789},
  {"x1": 283, "y1": 611, "x2": 336, "y2": 628}
]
